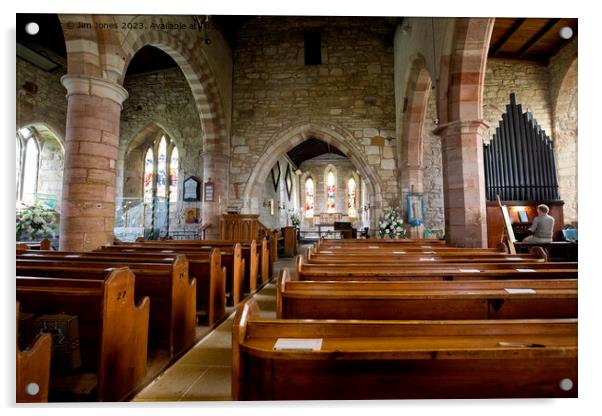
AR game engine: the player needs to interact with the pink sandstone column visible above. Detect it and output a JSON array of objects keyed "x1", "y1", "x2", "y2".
[
  {"x1": 436, "y1": 119, "x2": 489, "y2": 248},
  {"x1": 59, "y1": 75, "x2": 128, "y2": 251},
  {"x1": 201, "y1": 152, "x2": 230, "y2": 239}
]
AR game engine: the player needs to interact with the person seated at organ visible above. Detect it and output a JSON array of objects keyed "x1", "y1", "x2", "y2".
[{"x1": 522, "y1": 204, "x2": 555, "y2": 243}]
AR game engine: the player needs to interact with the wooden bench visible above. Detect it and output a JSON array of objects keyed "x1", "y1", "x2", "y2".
[
  {"x1": 307, "y1": 248, "x2": 548, "y2": 264},
  {"x1": 102, "y1": 243, "x2": 245, "y2": 306},
  {"x1": 134, "y1": 238, "x2": 270, "y2": 285},
  {"x1": 296, "y1": 256, "x2": 578, "y2": 281},
  {"x1": 16, "y1": 256, "x2": 195, "y2": 356},
  {"x1": 16, "y1": 268, "x2": 149, "y2": 401},
  {"x1": 16, "y1": 301, "x2": 52, "y2": 403},
  {"x1": 16, "y1": 238, "x2": 52, "y2": 253},
  {"x1": 21, "y1": 249, "x2": 225, "y2": 326},
  {"x1": 277, "y1": 268, "x2": 577, "y2": 320},
  {"x1": 232, "y1": 298, "x2": 577, "y2": 400},
  {"x1": 317, "y1": 238, "x2": 447, "y2": 247}
]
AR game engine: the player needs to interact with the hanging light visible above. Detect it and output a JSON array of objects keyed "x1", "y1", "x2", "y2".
[{"x1": 559, "y1": 26, "x2": 573, "y2": 40}]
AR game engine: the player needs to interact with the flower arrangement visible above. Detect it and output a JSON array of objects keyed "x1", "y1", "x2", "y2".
[
  {"x1": 289, "y1": 210, "x2": 301, "y2": 229},
  {"x1": 16, "y1": 202, "x2": 59, "y2": 241},
  {"x1": 378, "y1": 205, "x2": 406, "y2": 239}
]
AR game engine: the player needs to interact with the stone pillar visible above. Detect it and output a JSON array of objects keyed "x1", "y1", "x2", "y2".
[
  {"x1": 436, "y1": 120, "x2": 489, "y2": 247},
  {"x1": 59, "y1": 75, "x2": 128, "y2": 251},
  {"x1": 201, "y1": 152, "x2": 230, "y2": 239}
]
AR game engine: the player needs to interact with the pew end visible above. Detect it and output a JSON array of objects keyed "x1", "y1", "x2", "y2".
[
  {"x1": 530, "y1": 246, "x2": 549, "y2": 262},
  {"x1": 276, "y1": 269, "x2": 292, "y2": 319},
  {"x1": 16, "y1": 301, "x2": 52, "y2": 403},
  {"x1": 232, "y1": 298, "x2": 261, "y2": 401},
  {"x1": 296, "y1": 255, "x2": 303, "y2": 278}
]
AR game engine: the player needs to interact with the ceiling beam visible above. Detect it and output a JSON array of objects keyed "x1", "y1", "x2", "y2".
[
  {"x1": 490, "y1": 18, "x2": 526, "y2": 56},
  {"x1": 517, "y1": 18, "x2": 561, "y2": 59}
]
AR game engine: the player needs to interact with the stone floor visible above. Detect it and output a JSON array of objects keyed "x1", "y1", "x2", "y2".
[{"x1": 131, "y1": 256, "x2": 291, "y2": 402}]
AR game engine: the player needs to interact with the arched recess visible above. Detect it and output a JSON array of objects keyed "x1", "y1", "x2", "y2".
[
  {"x1": 552, "y1": 57, "x2": 578, "y2": 224},
  {"x1": 242, "y1": 122, "x2": 384, "y2": 229},
  {"x1": 400, "y1": 56, "x2": 433, "y2": 196},
  {"x1": 119, "y1": 120, "x2": 182, "y2": 200},
  {"x1": 118, "y1": 17, "x2": 229, "y2": 155},
  {"x1": 16, "y1": 123, "x2": 65, "y2": 209}
]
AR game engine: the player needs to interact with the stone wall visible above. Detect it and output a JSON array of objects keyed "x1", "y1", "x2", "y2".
[
  {"x1": 298, "y1": 154, "x2": 364, "y2": 228},
  {"x1": 258, "y1": 157, "x2": 299, "y2": 230},
  {"x1": 118, "y1": 66, "x2": 204, "y2": 234},
  {"x1": 230, "y1": 16, "x2": 397, "y2": 209},
  {"x1": 483, "y1": 59, "x2": 553, "y2": 143},
  {"x1": 422, "y1": 92, "x2": 445, "y2": 230},
  {"x1": 16, "y1": 57, "x2": 67, "y2": 140}
]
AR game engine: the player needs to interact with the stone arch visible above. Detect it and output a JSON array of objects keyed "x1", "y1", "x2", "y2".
[
  {"x1": 443, "y1": 18, "x2": 495, "y2": 123},
  {"x1": 400, "y1": 56, "x2": 433, "y2": 196},
  {"x1": 118, "y1": 17, "x2": 229, "y2": 154},
  {"x1": 116, "y1": 120, "x2": 181, "y2": 201},
  {"x1": 553, "y1": 56, "x2": 578, "y2": 224},
  {"x1": 242, "y1": 122, "x2": 384, "y2": 229}
]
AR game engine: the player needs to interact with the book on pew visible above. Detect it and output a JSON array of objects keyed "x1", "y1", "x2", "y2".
[
  {"x1": 273, "y1": 338, "x2": 323, "y2": 351},
  {"x1": 504, "y1": 288, "x2": 537, "y2": 294}
]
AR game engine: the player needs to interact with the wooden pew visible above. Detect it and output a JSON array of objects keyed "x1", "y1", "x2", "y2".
[
  {"x1": 317, "y1": 238, "x2": 447, "y2": 248},
  {"x1": 16, "y1": 256, "x2": 194, "y2": 356},
  {"x1": 16, "y1": 268, "x2": 149, "y2": 401},
  {"x1": 306, "y1": 248, "x2": 548, "y2": 264},
  {"x1": 232, "y1": 298, "x2": 577, "y2": 400},
  {"x1": 132, "y1": 238, "x2": 266, "y2": 288},
  {"x1": 16, "y1": 301, "x2": 52, "y2": 403},
  {"x1": 103, "y1": 243, "x2": 245, "y2": 305},
  {"x1": 16, "y1": 238, "x2": 52, "y2": 253},
  {"x1": 296, "y1": 256, "x2": 578, "y2": 281},
  {"x1": 277, "y1": 268, "x2": 577, "y2": 320},
  {"x1": 20, "y1": 249, "x2": 225, "y2": 326}
]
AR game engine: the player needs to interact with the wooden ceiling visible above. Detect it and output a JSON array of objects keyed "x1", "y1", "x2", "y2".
[{"x1": 489, "y1": 18, "x2": 578, "y2": 63}]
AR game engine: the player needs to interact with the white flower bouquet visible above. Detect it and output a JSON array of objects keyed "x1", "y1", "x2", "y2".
[{"x1": 378, "y1": 206, "x2": 406, "y2": 238}]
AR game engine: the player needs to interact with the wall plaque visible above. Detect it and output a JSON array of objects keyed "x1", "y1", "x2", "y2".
[
  {"x1": 183, "y1": 176, "x2": 201, "y2": 201},
  {"x1": 204, "y1": 181, "x2": 214, "y2": 202}
]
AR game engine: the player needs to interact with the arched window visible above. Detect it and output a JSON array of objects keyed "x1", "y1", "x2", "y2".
[
  {"x1": 141, "y1": 134, "x2": 179, "y2": 235},
  {"x1": 347, "y1": 177, "x2": 357, "y2": 217},
  {"x1": 16, "y1": 136, "x2": 21, "y2": 192},
  {"x1": 143, "y1": 147, "x2": 154, "y2": 204},
  {"x1": 304, "y1": 177, "x2": 314, "y2": 218},
  {"x1": 156, "y1": 137, "x2": 167, "y2": 198},
  {"x1": 169, "y1": 147, "x2": 179, "y2": 203},
  {"x1": 21, "y1": 129, "x2": 40, "y2": 204},
  {"x1": 326, "y1": 170, "x2": 336, "y2": 213}
]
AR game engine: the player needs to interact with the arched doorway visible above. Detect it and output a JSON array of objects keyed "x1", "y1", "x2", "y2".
[{"x1": 241, "y1": 122, "x2": 383, "y2": 233}]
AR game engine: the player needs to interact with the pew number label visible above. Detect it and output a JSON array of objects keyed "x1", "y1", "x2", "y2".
[
  {"x1": 419, "y1": 258, "x2": 435, "y2": 261},
  {"x1": 504, "y1": 288, "x2": 536, "y2": 294},
  {"x1": 516, "y1": 268, "x2": 536, "y2": 272},
  {"x1": 393, "y1": 251, "x2": 406, "y2": 254},
  {"x1": 459, "y1": 269, "x2": 481, "y2": 273},
  {"x1": 273, "y1": 338, "x2": 323, "y2": 351},
  {"x1": 368, "y1": 246, "x2": 380, "y2": 249}
]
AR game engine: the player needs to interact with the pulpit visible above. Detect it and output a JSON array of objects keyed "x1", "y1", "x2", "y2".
[
  {"x1": 219, "y1": 214, "x2": 260, "y2": 241},
  {"x1": 281, "y1": 226, "x2": 298, "y2": 257}
]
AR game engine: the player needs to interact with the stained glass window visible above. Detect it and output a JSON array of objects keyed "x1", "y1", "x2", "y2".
[
  {"x1": 304, "y1": 177, "x2": 314, "y2": 218},
  {"x1": 143, "y1": 147, "x2": 154, "y2": 203},
  {"x1": 326, "y1": 170, "x2": 336, "y2": 213},
  {"x1": 156, "y1": 137, "x2": 167, "y2": 198},
  {"x1": 169, "y1": 147, "x2": 179, "y2": 202},
  {"x1": 347, "y1": 177, "x2": 357, "y2": 217}
]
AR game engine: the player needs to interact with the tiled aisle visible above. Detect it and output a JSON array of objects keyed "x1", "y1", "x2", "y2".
[{"x1": 132, "y1": 256, "x2": 292, "y2": 402}]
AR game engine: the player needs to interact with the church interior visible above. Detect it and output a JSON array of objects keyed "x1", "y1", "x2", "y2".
[{"x1": 13, "y1": 10, "x2": 583, "y2": 406}]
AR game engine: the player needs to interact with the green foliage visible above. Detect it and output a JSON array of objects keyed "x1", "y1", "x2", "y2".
[
  {"x1": 16, "y1": 203, "x2": 59, "y2": 241},
  {"x1": 289, "y1": 210, "x2": 301, "y2": 229},
  {"x1": 378, "y1": 206, "x2": 406, "y2": 238}
]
